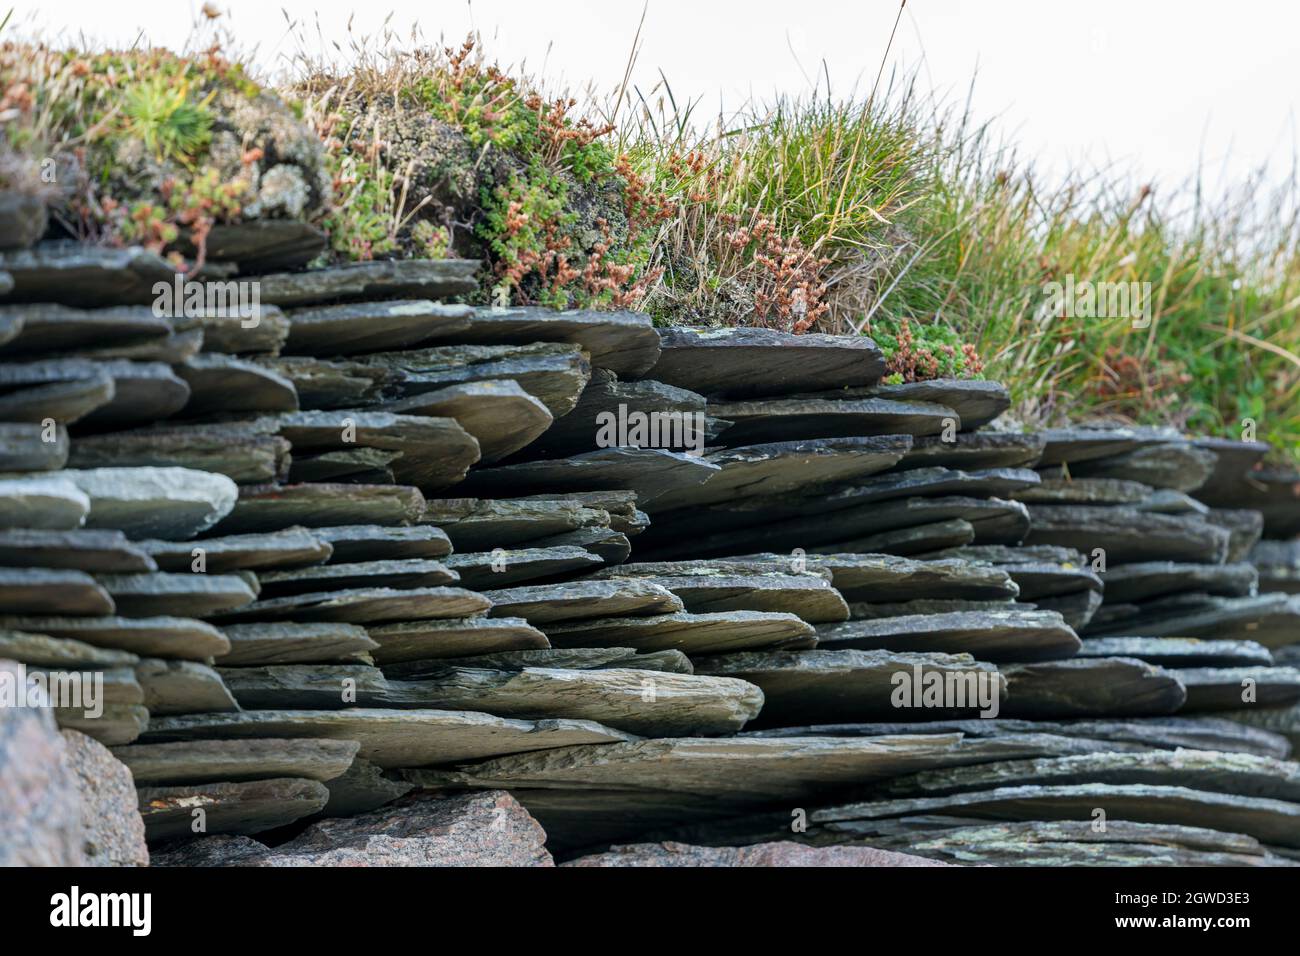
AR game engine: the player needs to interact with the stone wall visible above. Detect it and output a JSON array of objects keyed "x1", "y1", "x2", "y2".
[{"x1": 0, "y1": 220, "x2": 1298, "y2": 866}]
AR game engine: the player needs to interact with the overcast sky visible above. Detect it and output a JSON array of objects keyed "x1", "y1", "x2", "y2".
[{"x1": 15, "y1": 0, "x2": 1299, "y2": 198}]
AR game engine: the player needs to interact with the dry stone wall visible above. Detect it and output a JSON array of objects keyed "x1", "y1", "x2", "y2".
[{"x1": 0, "y1": 212, "x2": 1299, "y2": 866}]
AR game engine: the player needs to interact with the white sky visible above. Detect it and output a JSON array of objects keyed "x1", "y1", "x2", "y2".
[{"x1": 12, "y1": 0, "x2": 1299, "y2": 198}]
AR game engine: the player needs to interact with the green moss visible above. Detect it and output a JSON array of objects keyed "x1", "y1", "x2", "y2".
[{"x1": 868, "y1": 317, "x2": 984, "y2": 381}]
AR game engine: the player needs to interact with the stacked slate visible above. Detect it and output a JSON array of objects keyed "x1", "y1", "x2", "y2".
[{"x1": 2, "y1": 222, "x2": 1298, "y2": 866}]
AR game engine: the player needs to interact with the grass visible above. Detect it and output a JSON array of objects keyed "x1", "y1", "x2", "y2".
[{"x1": 1, "y1": 19, "x2": 1296, "y2": 464}]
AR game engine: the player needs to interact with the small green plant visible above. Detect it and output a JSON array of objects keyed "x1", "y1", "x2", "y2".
[
  {"x1": 865, "y1": 316, "x2": 985, "y2": 381},
  {"x1": 122, "y1": 77, "x2": 213, "y2": 165}
]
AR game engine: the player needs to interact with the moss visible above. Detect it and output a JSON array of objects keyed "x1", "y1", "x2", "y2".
[
  {"x1": 867, "y1": 316, "x2": 985, "y2": 381},
  {"x1": 299, "y1": 40, "x2": 666, "y2": 308},
  {"x1": 0, "y1": 42, "x2": 329, "y2": 266}
]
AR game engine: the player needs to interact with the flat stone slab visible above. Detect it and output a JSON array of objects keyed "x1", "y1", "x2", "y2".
[
  {"x1": 139, "y1": 778, "x2": 331, "y2": 841},
  {"x1": 880, "y1": 748, "x2": 1300, "y2": 803},
  {"x1": 43, "y1": 537, "x2": 184, "y2": 593},
  {"x1": 312, "y1": 525, "x2": 451, "y2": 563},
  {"x1": 223, "y1": 663, "x2": 763, "y2": 737},
  {"x1": 0, "y1": 628, "x2": 138, "y2": 668},
  {"x1": 815, "y1": 609, "x2": 1080, "y2": 662},
  {"x1": 596, "y1": 566, "x2": 848, "y2": 623},
  {"x1": 650, "y1": 436, "x2": 912, "y2": 512},
  {"x1": 1036, "y1": 426, "x2": 1181, "y2": 466},
  {"x1": 412, "y1": 732, "x2": 995, "y2": 806},
  {"x1": 212, "y1": 586, "x2": 491, "y2": 625},
  {"x1": 527, "y1": 490, "x2": 646, "y2": 535},
  {"x1": 1192, "y1": 437, "x2": 1273, "y2": 496},
  {"x1": 860, "y1": 379, "x2": 1010, "y2": 431},
  {"x1": 1, "y1": 358, "x2": 186, "y2": 427},
  {"x1": 1177, "y1": 666, "x2": 1300, "y2": 712},
  {"x1": 380, "y1": 380, "x2": 552, "y2": 463},
  {"x1": 814, "y1": 497, "x2": 1029, "y2": 549},
  {"x1": 732, "y1": 553, "x2": 1019, "y2": 604},
  {"x1": 707, "y1": 397, "x2": 957, "y2": 445},
  {"x1": 484, "y1": 580, "x2": 683, "y2": 624},
  {"x1": 424, "y1": 497, "x2": 611, "y2": 551},
  {"x1": 932, "y1": 545, "x2": 1102, "y2": 599},
  {"x1": 255, "y1": 258, "x2": 480, "y2": 307},
  {"x1": 0, "y1": 567, "x2": 115, "y2": 615},
  {"x1": 95, "y1": 572, "x2": 257, "y2": 617},
  {"x1": 1024, "y1": 505, "x2": 1231, "y2": 565},
  {"x1": 0, "y1": 421, "x2": 69, "y2": 472},
  {"x1": 0, "y1": 476, "x2": 90, "y2": 530},
  {"x1": 743, "y1": 715, "x2": 1292, "y2": 758},
  {"x1": 452, "y1": 307, "x2": 661, "y2": 377},
  {"x1": 0, "y1": 242, "x2": 173, "y2": 306},
  {"x1": 135, "y1": 658, "x2": 238, "y2": 715},
  {"x1": 0, "y1": 359, "x2": 191, "y2": 428},
  {"x1": 283, "y1": 300, "x2": 472, "y2": 355},
  {"x1": 647, "y1": 327, "x2": 886, "y2": 398},
  {"x1": 388, "y1": 647, "x2": 693, "y2": 676},
  {"x1": 140, "y1": 527, "x2": 332, "y2": 572},
  {"x1": 55, "y1": 702, "x2": 149, "y2": 747},
  {"x1": 142, "y1": 708, "x2": 636, "y2": 768},
  {"x1": 1085, "y1": 593, "x2": 1300, "y2": 648},
  {"x1": 366, "y1": 617, "x2": 549, "y2": 664},
  {"x1": 834, "y1": 818, "x2": 1290, "y2": 867},
  {"x1": 1205, "y1": 508, "x2": 1263, "y2": 563},
  {"x1": 818, "y1": 518, "x2": 978, "y2": 557},
  {"x1": 175, "y1": 354, "x2": 299, "y2": 416},
  {"x1": 444, "y1": 547, "x2": 603, "y2": 588},
  {"x1": 567, "y1": 841, "x2": 948, "y2": 868},
  {"x1": 1077, "y1": 637, "x2": 1273, "y2": 668},
  {"x1": 68, "y1": 421, "x2": 291, "y2": 484},
  {"x1": 640, "y1": 494, "x2": 1026, "y2": 561},
  {"x1": 1099, "y1": 561, "x2": 1257, "y2": 603},
  {"x1": 530, "y1": 527, "x2": 631, "y2": 565},
  {"x1": 0, "y1": 364, "x2": 114, "y2": 424},
  {"x1": 191, "y1": 220, "x2": 326, "y2": 272},
  {"x1": 341, "y1": 341, "x2": 591, "y2": 418},
  {"x1": 674, "y1": 467, "x2": 1038, "y2": 530},
  {"x1": 457, "y1": 447, "x2": 719, "y2": 508},
  {"x1": 194, "y1": 305, "x2": 291, "y2": 356},
  {"x1": 0, "y1": 615, "x2": 229, "y2": 659},
  {"x1": 61, "y1": 467, "x2": 237, "y2": 540},
  {"x1": 214, "y1": 482, "x2": 426, "y2": 534},
  {"x1": 216, "y1": 621, "x2": 378, "y2": 666},
  {"x1": 257, "y1": 559, "x2": 458, "y2": 598},
  {"x1": 695, "y1": 649, "x2": 1005, "y2": 726},
  {"x1": 115, "y1": 738, "x2": 359, "y2": 786},
  {"x1": 273, "y1": 410, "x2": 480, "y2": 491},
  {"x1": 543, "y1": 610, "x2": 816, "y2": 655},
  {"x1": 1014, "y1": 476, "x2": 1152, "y2": 505},
  {"x1": 520, "y1": 369, "x2": 706, "y2": 460},
  {"x1": 812, "y1": 782, "x2": 1300, "y2": 850},
  {"x1": 1070, "y1": 442, "x2": 1218, "y2": 492},
  {"x1": 897, "y1": 431, "x2": 1045, "y2": 471},
  {"x1": 1000, "y1": 657, "x2": 1187, "y2": 718}
]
